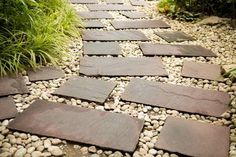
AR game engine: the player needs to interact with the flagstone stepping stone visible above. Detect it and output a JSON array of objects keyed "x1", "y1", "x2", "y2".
[
  {"x1": 27, "y1": 67, "x2": 65, "y2": 82},
  {"x1": 111, "y1": 20, "x2": 170, "y2": 29},
  {"x1": 155, "y1": 117, "x2": 230, "y2": 157},
  {"x1": 139, "y1": 43, "x2": 217, "y2": 57},
  {"x1": 106, "y1": 0, "x2": 124, "y2": 4},
  {"x1": 8, "y1": 99, "x2": 144, "y2": 152},
  {"x1": 53, "y1": 77, "x2": 116, "y2": 103},
  {"x1": 83, "y1": 42, "x2": 122, "y2": 55},
  {"x1": 83, "y1": 21, "x2": 105, "y2": 28},
  {"x1": 121, "y1": 78, "x2": 230, "y2": 117},
  {"x1": 82, "y1": 30, "x2": 149, "y2": 41},
  {"x1": 0, "y1": 97, "x2": 17, "y2": 120},
  {"x1": 0, "y1": 76, "x2": 28, "y2": 97},
  {"x1": 130, "y1": 0, "x2": 147, "y2": 6},
  {"x1": 181, "y1": 61, "x2": 224, "y2": 81},
  {"x1": 155, "y1": 31, "x2": 195, "y2": 42},
  {"x1": 87, "y1": 4, "x2": 136, "y2": 11},
  {"x1": 70, "y1": 0, "x2": 98, "y2": 4},
  {"x1": 120, "y1": 11, "x2": 147, "y2": 19},
  {"x1": 80, "y1": 57, "x2": 168, "y2": 76},
  {"x1": 78, "y1": 12, "x2": 113, "y2": 19}
]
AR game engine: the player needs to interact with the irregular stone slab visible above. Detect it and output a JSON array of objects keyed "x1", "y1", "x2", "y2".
[
  {"x1": 83, "y1": 42, "x2": 122, "y2": 55},
  {"x1": 0, "y1": 76, "x2": 29, "y2": 97},
  {"x1": 111, "y1": 20, "x2": 170, "y2": 29},
  {"x1": 28, "y1": 67, "x2": 65, "y2": 82},
  {"x1": 181, "y1": 61, "x2": 224, "y2": 81},
  {"x1": 53, "y1": 77, "x2": 116, "y2": 103},
  {"x1": 78, "y1": 12, "x2": 113, "y2": 19},
  {"x1": 87, "y1": 4, "x2": 136, "y2": 11},
  {"x1": 8, "y1": 100, "x2": 144, "y2": 152},
  {"x1": 120, "y1": 11, "x2": 147, "y2": 19},
  {"x1": 83, "y1": 21, "x2": 105, "y2": 28},
  {"x1": 139, "y1": 43, "x2": 217, "y2": 57},
  {"x1": 82, "y1": 30, "x2": 149, "y2": 41},
  {"x1": 155, "y1": 117, "x2": 230, "y2": 157},
  {"x1": 130, "y1": 0, "x2": 147, "y2": 6},
  {"x1": 106, "y1": 0, "x2": 124, "y2": 4},
  {"x1": 121, "y1": 78, "x2": 229, "y2": 117},
  {"x1": 155, "y1": 31, "x2": 195, "y2": 42},
  {"x1": 70, "y1": 0, "x2": 98, "y2": 4},
  {"x1": 80, "y1": 57, "x2": 167, "y2": 76},
  {"x1": 0, "y1": 97, "x2": 17, "y2": 120}
]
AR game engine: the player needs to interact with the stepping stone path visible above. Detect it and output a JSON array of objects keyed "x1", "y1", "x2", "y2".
[
  {"x1": 83, "y1": 21, "x2": 105, "y2": 28},
  {"x1": 83, "y1": 42, "x2": 122, "y2": 55},
  {"x1": 120, "y1": 11, "x2": 147, "y2": 19},
  {"x1": 106, "y1": 0, "x2": 124, "y2": 4},
  {"x1": 87, "y1": 4, "x2": 136, "y2": 11},
  {"x1": 155, "y1": 31, "x2": 195, "y2": 42},
  {"x1": 70, "y1": 0, "x2": 98, "y2": 4},
  {"x1": 78, "y1": 11, "x2": 113, "y2": 19},
  {"x1": 130, "y1": 0, "x2": 147, "y2": 6},
  {"x1": 0, "y1": 97, "x2": 17, "y2": 120}
]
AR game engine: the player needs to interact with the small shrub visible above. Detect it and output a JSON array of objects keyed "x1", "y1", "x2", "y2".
[{"x1": 224, "y1": 68, "x2": 236, "y2": 82}]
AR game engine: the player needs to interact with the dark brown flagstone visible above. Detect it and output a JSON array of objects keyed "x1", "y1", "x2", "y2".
[
  {"x1": 139, "y1": 43, "x2": 217, "y2": 57},
  {"x1": 120, "y1": 11, "x2": 147, "y2": 19},
  {"x1": 77, "y1": 12, "x2": 113, "y2": 19},
  {"x1": 80, "y1": 57, "x2": 168, "y2": 76},
  {"x1": 83, "y1": 42, "x2": 122, "y2": 55},
  {"x1": 121, "y1": 78, "x2": 230, "y2": 117},
  {"x1": 0, "y1": 97, "x2": 17, "y2": 120},
  {"x1": 106, "y1": 0, "x2": 124, "y2": 4},
  {"x1": 130, "y1": 0, "x2": 147, "y2": 6},
  {"x1": 155, "y1": 31, "x2": 195, "y2": 42},
  {"x1": 83, "y1": 21, "x2": 105, "y2": 28},
  {"x1": 8, "y1": 99, "x2": 144, "y2": 152},
  {"x1": 87, "y1": 4, "x2": 136, "y2": 11},
  {"x1": 70, "y1": 0, "x2": 98, "y2": 4},
  {"x1": 155, "y1": 117, "x2": 230, "y2": 157}
]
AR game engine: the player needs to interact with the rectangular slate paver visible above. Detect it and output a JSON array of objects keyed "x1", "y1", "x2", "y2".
[
  {"x1": 111, "y1": 20, "x2": 170, "y2": 29},
  {"x1": 139, "y1": 43, "x2": 217, "y2": 57},
  {"x1": 120, "y1": 11, "x2": 147, "y2": 19},
  {"x1": 70, "y1": 0, "x2": 98, "y2": 4},
  {"x1": 181, "y1": 61, "x2": 224, "y2": 81},
  {"x1": 155, "y1": 31, "x2": 195, "y2": 42},
  {"x1": 83, "y1": 42, "x2": 122, "y2": 55},
  {"x1": 121, "y1": 78, "x2": 230, "y2": 117},
  {"x1": 130, "y1": 0, "x2": 147, "y2": 6},
  {"x1": 87, "y1": 4, "x2": 136, "y2": 11},
  {"x1": 80, "y1": 57, "x2": 168, "y2": 76},
  {"x1": 155, "y1": 117, "x2": 230, "y2": 157},
  {"x1": 0, "y1": 76, "x2": 29, "y2": 97},
  {"x1": 83, "y1": 21, "x2": 105, "y2": 29},
  {"x1": 78, "y1": 12, "x2": 113, "y2": 19},
  {"x1": 82, "y1": 30, "x2": 149, "y2": 41},
  {"x1": 53, "y1": 77, "x2": 116, "y2": 103},
  {"x1": 8, "y1": 100, "x2": 144, "y2": 152},
  {"x1": 0, "y1": 97, "x2": 17, "y2": 120},
  {"x1": 106, "y1": 0, "x2": 124, "y2": 4}
]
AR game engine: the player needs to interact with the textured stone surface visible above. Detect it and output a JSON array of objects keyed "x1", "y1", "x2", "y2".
[
  {"x1": 121, "y1": 78, "x2": 230, "y2": 117},
  {"x1": 120, "y1": 11, "x2": 147, "y2": 19},
  {"x1": 0, "y1": 97, "x2": 17, "y2": 120},
  {"x1": 53, "y1": 77, "x2": 116, "y2": 103},
  {"x1": 83, "y1": 42, "x2": 122, "y2": 55},
  {"x1": 106, "y1": 0, "x2": 124, "y2": 4},
  {"x1": 130, "y1": 0, "x2": 147, "y2": 6},
  {"x1": 70, "y1": 0, "x2": 98, "y2": 4},
  {"x1": 155, "y1": 117, "x2": 230, "y2": 157},
  {"x1": 139, "y1": 43, "x2": 217, "y2": 57},
  {"x1": 83, "y1": 21, "x2": 105, "y2": 28},
  {"x1": 181, "y1": 61, "x2": 224, "y2": 81},
  {"x1": 155, "y1": 31, "x2": 195, "y2": 42},
  {"x1": 78, "y1": 12, "x2": 113, "y2": 19},
  {"x1": 80, "y1": 57, "x2": 168, "y2": 76},
  {"x1": 8, "y1": 100, "x2": 144, "y2": 152},
  {"x1": 87, "y1": 4, "x2": 136, "y2": 11}
]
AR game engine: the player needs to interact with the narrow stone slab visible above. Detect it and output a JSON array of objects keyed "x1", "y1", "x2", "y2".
[
  {"x1": 83, "y1": 21, "x2": 105, "y2": 28},
  {"x1": 8, "y1": 100, "x2": 144, "y2": 152},
  {"x1": 139, "y1": 43, "x2": 217, "y2": 57},
  {"x1": 53, "y1": 77, "x2": 116, "y2": 103},
  {"x1": 107, "y1": 0, "x2": 124, "y2": 4},
  {"x1": 83, "y1": 42, "x2": 122, "y2": 55},
  {"x1": 111, "y1": 20, "x2": 170, "y2": 29},
  {"x1": 78, "y1": 12, "x2": 113, "y2": 19},
  {"x1": 87, "y1": 4, "x2": 136, "y2": 11},
  {"x1": 155, "y1": 117, "x2": 230, "y2": 157},
  {"x1": 121, "y1": 78, "x2": 230, "y2": 117},
  {"x1": 80, "y1": 57, "x2": 167, "y2": 76},
  {"x1": 181, "y1": 61, "x2": 224, "y2": 81},
  {"x1": 130, "y1": 0, "x2": 147, "y2": 6},
  {"x1": 0, "y1": 97, "x2": 17, "y2": 120},
  {"x1": 82, "y1": 30, "x2": 149, "y2": 41},
  {"x1": 120, "y1": 11, "x2": 147, "y2": 19},
  {"x1": 155, "y1": 31, "x2": 195, "y2": 42},
  {"x1": 28, "y1": 67, "x2": 65, "y2": 82},
  {"x1": 70, "y1": 0, "x2": 98, "y2": 4},
  {"x1": 0, "y1": 76, "x2": 28, "y2": 97}
]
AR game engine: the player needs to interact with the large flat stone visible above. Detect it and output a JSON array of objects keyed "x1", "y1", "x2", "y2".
[
  {"x1": 83, "y1": 42, "x2": 122, "y2": 55},
  {"x1": 78, "y1": 12, "x2": 113, "y2": 19},
  {"x1": 87, "y1": 4, "x2": 136, "y2": 11},
  {"x1": 0, "y1": 97, "x2": 17, "y2": 120},
  {"x1": 181, "y1": 61, "x2": 224, "y2": 81},
  {"x1": 139, "y1": 43, "x2": 217, "y2": 57},
  {"x1": 111, "y1": 20, "x2": 170, "y2": 29},
  {"x1": 130, "y1": 0, "x2": 147, "y2": 6},
  {"x1": 155, "y1": 31, "x2": 195, "y2": 42},
  {"x1": 8, "y1": 100, "x2": 144, "y2": 152},
  {"x1": 53, "y1": 77, "x2": 116, "y2": 103},
  {"x1": 83, "y1": 21, "x2": 105, "y2": 28},
  {"x1": 106, "y1": 0, "x2": 124, "y2": 4},
  {"x1": 0, "y1": 76, "x2": 29, "y2": 97},
  {"x1": 155, "y1": 117, "x2": 230, "y2": 157},
  {"x1": 121, "y1": 78, "x2": 230, "y2": 117},
  {"x1": 120, "y1": 11, "x2": 147, "y2": 19},
  {"x1": 82, "y1": 30, "x2": 149, "y2": 41},
  {"x1": 80, "y1": 57, "x2": 168, "y2": 76},
  {"x1": 70, "y1": 0, "x2": 98, "y2": 4}
]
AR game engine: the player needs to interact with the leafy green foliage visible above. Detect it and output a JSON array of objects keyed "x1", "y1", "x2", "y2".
[{"x1": 224, "y1": 68, "x2": 236, "y2": 82}]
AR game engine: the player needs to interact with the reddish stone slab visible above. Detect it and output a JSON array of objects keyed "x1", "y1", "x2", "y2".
[
  {"x1": 82, "y1": 30, "x2": 149, "y2": 41},
  {"x1": 78, "y1": 12, "x2": 113, "y2": 19},
  {"x1": 130, "y1": 0, "x2": 147, "y2": 6},
  {"x1": 87, "y1": 4, "x2": 136, "y2": 11},
  {"x1": 181, "y1": 61, "x2": 224, "y2": 81},
  {"x1": 0, "y1": 97, "x2": 17, "y2": 120},
  {"x1": 120, "y1": 11, "x2": 147, "y2": 19},
  {"x1": 111, "y1": 20, "x2": 170, "y2": 29},
  {"x1": 139, "y1": 43, "x2": 217, "y2": 57},
  {"x1": 80, "y1": 57, "x2": 168, "y2": 76},
  {"x1": 155, "y1": 31, "x2": 195, "y2": 42},
  {"x1": 8, "y1": 100, "x2": 144, "y2": 152},
  {"x1": 121, "y1": 78, "x2": 230, "y2": 117},
  {"x1": 106, "y1": 0, "x2": 124, "y2": 4},
  {"x1": 53, "y1": 77, "x2": 116, "y2": 103},
  {"x1": 0, "y1": 76, "x2": 29, "y2": 97},
  {"x1": 155, "y1": 117, "x2": 230, "y2": 157},
  {"x1": 83, "y1": 21, "x2": 105, "y2": 28},
  {"x1": 83, "y1": 42, "x2": 122, "y2": 55},
  {"x1": 28, "y1": 67, "x2": 65, "y2": 82},
  {"x1": 70, "y1": 0, "x2": 98, "y2": 4}
]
